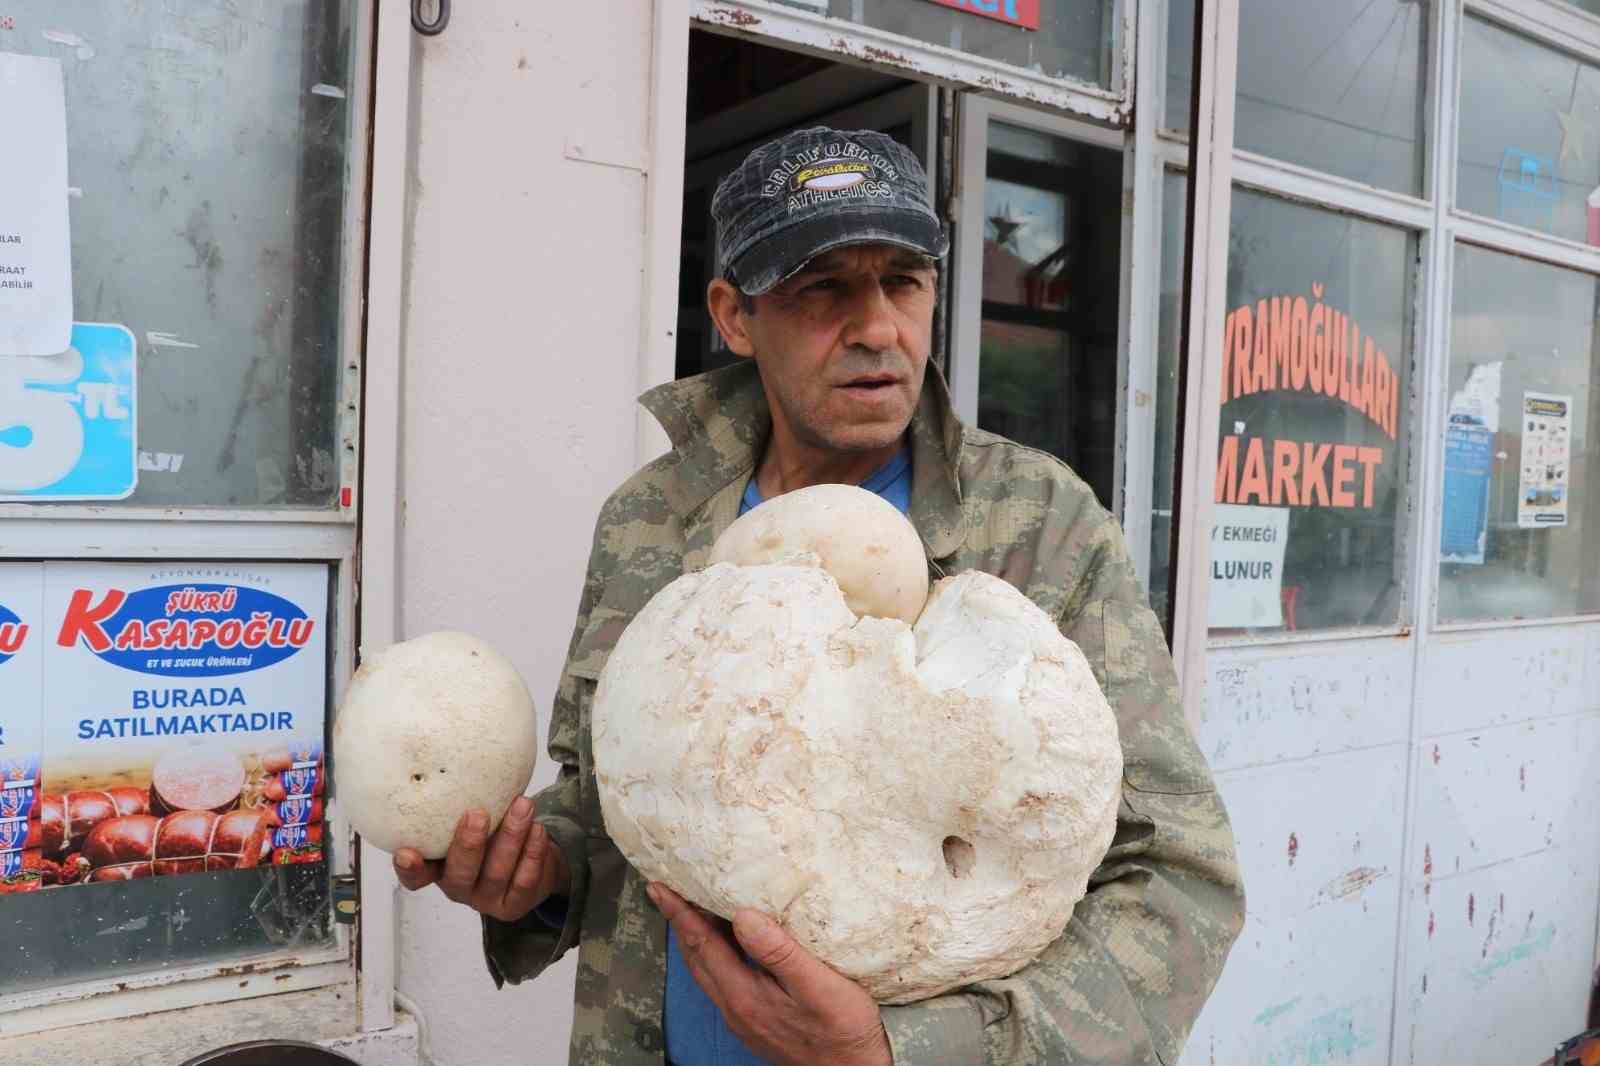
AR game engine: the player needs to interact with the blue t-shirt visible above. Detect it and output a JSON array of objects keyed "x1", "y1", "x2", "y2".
[{"x1": 665, "y1": 448, "x2": 912, "y2": 1066}]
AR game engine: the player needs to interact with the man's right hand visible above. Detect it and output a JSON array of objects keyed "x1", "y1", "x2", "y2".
[{"x1": 392, "y1": 796, "x2": 570, "y2": 923}]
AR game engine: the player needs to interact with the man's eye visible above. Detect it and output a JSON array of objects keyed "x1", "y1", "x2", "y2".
[
  {"x1": 802, "y1": 278, "x2": 842, "y2": 294},
  {"x1": 887, "y1": 274, "x2": 924, "y2": 288}
]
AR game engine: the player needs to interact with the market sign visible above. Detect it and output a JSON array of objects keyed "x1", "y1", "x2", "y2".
[
  {"x1": 921, "y1": 0, "x2": 1040, "y2": 31},
  {"x1": 1215, "y1": 284, "x2": 1400, "y2": 510}
]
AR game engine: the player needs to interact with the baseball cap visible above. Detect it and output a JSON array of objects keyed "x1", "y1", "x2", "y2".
[{"x1": 711, "y1": 126, "x2": 950, "y2": 296}]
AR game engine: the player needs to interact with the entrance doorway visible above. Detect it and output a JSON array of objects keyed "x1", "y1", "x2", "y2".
[{"x1": 677, "y1": 28, "x2": 1129, "y2": 517}]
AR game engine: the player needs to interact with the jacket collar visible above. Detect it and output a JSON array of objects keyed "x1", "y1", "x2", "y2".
[{"x1": 637, "y1": 360, "x2": 968, "y2": 562}]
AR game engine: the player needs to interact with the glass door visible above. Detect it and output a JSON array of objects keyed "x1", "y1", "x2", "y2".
[{"x1": 950, "y1": 97, "x2": 1131, "y2": 518}]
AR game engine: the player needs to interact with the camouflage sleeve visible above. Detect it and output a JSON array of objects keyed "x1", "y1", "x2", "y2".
[
  {"x1": 880, "y1": 518, "x2": 1245, "y2": 1064},
  {"x1": 480, "y1": 522, "x2": 608, "y2": 989}
]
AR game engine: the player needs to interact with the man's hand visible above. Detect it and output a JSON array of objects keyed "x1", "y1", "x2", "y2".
[
  {"x1": 392, "y1": 796, "x2": 570, "y2": 923},
  {"x1": 648, "y1": 883, "x2": 893, "y2": 1066}
]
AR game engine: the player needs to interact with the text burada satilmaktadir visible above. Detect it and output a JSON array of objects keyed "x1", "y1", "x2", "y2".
[{"x1": 75, "y1": 686, "x2": 296, "y2": 740}]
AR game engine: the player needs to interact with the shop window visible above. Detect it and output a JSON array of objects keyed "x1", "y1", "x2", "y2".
[
  {"x1": 1458, "y1": 17, "x2": 1600, "y2": 246},
  {"x1": 974, "y1": 124, "x2": 1123, "y2": 510},
  {"x1": 775, "y1": 0, "x2": 1114, "y2": 89},
  {"x1": 0, "y1": 2, "x2": 359, "y2": 508},
  {"x1": 1164, "y1": 0, "x2": 1427, "y2": 197},
  {"x1": 1438, "y1": 246, "x2": 1600, "y2": 623},
  {"x1": 1209, "y1": 189, "x2": 1416, "y2": 635}
]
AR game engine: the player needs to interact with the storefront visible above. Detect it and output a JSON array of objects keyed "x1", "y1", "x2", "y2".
[{"x1": 0, "y1": 1, "x2": 1595, "y2": 1063}]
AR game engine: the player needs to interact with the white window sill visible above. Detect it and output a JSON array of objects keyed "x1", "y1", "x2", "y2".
[{"x1": 0, "y1": 985, "x2": 420, "y2": 1066}]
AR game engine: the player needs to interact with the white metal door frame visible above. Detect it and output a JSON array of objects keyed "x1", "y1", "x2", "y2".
[
  {"x1": 690, "y1": 0, "x2": 1136, "y2": 125},
  {"x1": 1167, "y1": 0, "x2": 1240, "y2": 719},
  {"x1": 948, "y1": 94, "x2": 1132, "y2": 506}
]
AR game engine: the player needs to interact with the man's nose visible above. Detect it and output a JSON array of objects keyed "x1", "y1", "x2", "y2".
[{"x1": 840, "y1": 282, "x2": 899, "y2": 352}]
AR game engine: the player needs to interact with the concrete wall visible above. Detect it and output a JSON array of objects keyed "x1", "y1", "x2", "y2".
[{"x1": 395, "y1": 4, "x2": 657, "y2": 1063}]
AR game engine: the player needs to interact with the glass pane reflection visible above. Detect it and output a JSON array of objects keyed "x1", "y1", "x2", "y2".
[{"x1": 975, "y1": 124, "x2": 1124, "y2": 511}]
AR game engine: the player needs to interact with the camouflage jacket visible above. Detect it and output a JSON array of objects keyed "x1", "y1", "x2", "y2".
[{"x1": 483, "y1": 361, "x2": 1245, "y2": 1065}]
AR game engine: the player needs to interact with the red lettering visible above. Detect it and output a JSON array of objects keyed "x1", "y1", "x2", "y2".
[
  {"x1": 1233, "y1": 308, "x2": 1254, "y2": 399},
  {"x1": 56, "y1": 589, "x2": 127, "y2": 653},
  {"x1": 1306, "y1": 304, "x2": 1325, "y2": 394},
  {"x1": 1331, "y1": 444, "x2": 1358, "y2": 507},
  {"x1": 1270, "y1": 297, "x2": 1291, "y2": 390},
  {"x1": 1313, "y1": 312, "x2": 1339, "y2": 395},
  {"x1": 114, "y1": 620, "x2": 146, "y2": 651},
  {"x1": 1289, "y1": 297, "x2": 1310, "y2": 391},
  {"x1": 1331, "y1": 321, "x2": 1352, "y2": 400},
  {"x1": 1358, "y1": 447, "x2": 1384, "y2": 508},
  {"x1": 0, "y1": 622, "x2": 24, "y2": 656},
  {"x1": 162, "y1": 620, "x2": 192, "y2": 649},
  {"x1": 1271, "y1": 440, "x2": 1301, "y2": 506},
  {"x1": 1216, "y1": 435, "x2": 1239, "y2": 503},
  {"x1": 1252, "y1": 299, "x2": 1272, "y2": 394},
  {"x1": 1374, "y1": 358, "x2": 1391, "y2": 440},
  {"x1": 1239, "y1": 437, "x2": 1270, "y2": 504},
  {"x1": 288, "y1": 619, "x2": 315, "y2": 647},
  {"x1": 1302, "y1": 442, "x2": 1332, "y2": 506}
]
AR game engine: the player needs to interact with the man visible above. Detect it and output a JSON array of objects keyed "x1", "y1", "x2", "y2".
[{"x1": 394, "y1": 126, "x2": 1244, "y2": 1065}]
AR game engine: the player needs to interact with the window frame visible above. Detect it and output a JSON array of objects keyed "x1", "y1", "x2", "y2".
[
  {"x1": 0, "y1": 0, "x2": 379, "y2": 1035},
  {"x1": 1431, "y1": 0, "x2": 1600, "y2": 630},
  {"x1": 690, "y1": 0, "x2": 1135, "y2": 124},
  {"x1": 1146, "y1": 0, "x2": 1600, "y2": 652}
]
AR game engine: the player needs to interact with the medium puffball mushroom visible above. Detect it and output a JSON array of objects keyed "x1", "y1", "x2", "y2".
[
  {"x1": 593, "y1": 487, "x2": 1121, "y2": 1003},
  {"x1": 709, "y1": 482, "x2": 929, "y2": 624},
  {"x1": 334, "y1": 631, "x2": 538, "y2": 860}
]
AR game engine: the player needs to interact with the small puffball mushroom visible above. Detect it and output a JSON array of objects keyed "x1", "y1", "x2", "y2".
[
  {"x1": 593, "y1": 559, "x2": 1122, "y2": 1003},
  {"x1": 708, "y1": 482, "x2": 929, "y2": 624},
  {"x1": 333, "y1": 631, "x2": 538, "y2": 860}
]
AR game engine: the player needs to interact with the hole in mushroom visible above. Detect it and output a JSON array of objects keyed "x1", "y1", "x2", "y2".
[
  {"x1": 942, "y1": 835, "x2": 975, "y2": 879},
  {"x1": 411, "y1": 773, "x2": 423, "y2": 783},
  {"x1": 438, "y1": 768, "x2": 447, "y2": 774}
]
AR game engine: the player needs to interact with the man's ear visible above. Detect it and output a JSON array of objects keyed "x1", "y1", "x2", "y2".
[{"x1": 706, "y1": 278, "x2": 757, "y2": 359}]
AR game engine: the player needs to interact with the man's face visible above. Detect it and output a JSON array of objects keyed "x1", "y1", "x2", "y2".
[{"x1": 711, "y1": 243, "x2": 938, "y2": 456}]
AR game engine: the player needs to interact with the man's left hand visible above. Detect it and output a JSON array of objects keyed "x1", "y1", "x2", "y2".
[{"x1": 649, "y1": 882, "x2": 893, "y2": 1066}]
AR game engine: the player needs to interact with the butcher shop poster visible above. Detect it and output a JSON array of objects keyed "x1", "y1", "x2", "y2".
[
  {"x1": 0, "y1": 564, "x2": 44, "y2": 893},
  {"x1": 0, "y1": 561, "x2": 328, "y2": 894}
]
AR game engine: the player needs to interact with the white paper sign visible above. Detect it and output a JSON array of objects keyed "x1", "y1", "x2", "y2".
[
  {"x1": 1517, "y1": 392, "x2": 1572, "y2": 529},
  {"x1": 0, "y1": 53, "x2": 73, "y2": 356},
  {"x1": 1209, "y1": 504, "x2": 1291, "y2": 628}
]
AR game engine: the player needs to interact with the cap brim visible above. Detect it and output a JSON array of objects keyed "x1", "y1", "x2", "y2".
[{"x1": 728, "y1": 208, "x2": 950, "y2": 296}]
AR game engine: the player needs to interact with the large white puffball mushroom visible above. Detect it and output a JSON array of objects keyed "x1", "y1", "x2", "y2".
[
  {"x1": 708, "y1": 482, "x2": 929, "y2": 624},
  {"x1": 593, "y1": 505, "x2": 1122, "y2": 1003},
  {"x1": 334, "y1": 631, "x2": 538, "y2": 860}
]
